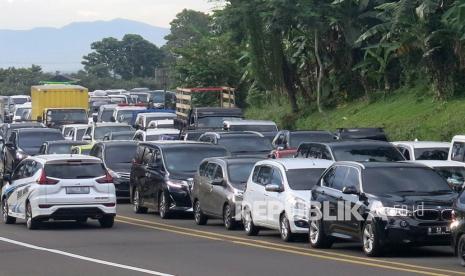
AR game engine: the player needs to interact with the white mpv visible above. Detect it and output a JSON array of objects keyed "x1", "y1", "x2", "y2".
[
  {"x1": 242, "y1": 159, "x2": 333, "y2": 241},
  {"x1": 1, "y1": 154, "x2": 116, "y2": 229}
]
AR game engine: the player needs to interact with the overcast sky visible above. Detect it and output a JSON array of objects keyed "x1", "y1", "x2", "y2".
[{"x1": 0, "y1": 0, "x2": 218, "y2": 30}]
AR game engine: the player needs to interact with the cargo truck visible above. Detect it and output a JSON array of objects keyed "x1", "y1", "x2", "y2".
[{"x1": 31, "y1": 84, "x2": 89, "y2": 128}]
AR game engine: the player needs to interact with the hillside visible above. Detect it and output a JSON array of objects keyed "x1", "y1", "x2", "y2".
[
  {"x1": 0, "y1": 18, "x2": 169, "y2": 72},
  {"x1": 246, "y1": 86, "x2": 465, "y2": 141}
]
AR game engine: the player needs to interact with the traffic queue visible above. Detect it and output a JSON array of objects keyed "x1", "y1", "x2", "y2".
[{"x1": 1, "y1": 84, "x2": 465, "y2": 266}]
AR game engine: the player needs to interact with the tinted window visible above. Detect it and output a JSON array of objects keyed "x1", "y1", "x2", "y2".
[
  {"x1": 227, "y1": 162, "x2": 256, "y2": 187},
  {"x1": 344, "y1": 167, "x2": 360, "y2": 190},
  {"x1": 451, "y1": 142, "x2": 465, "y2": 162},
  {"x1": 111, "y1": 132, "x2": 135, "y2": 140},
  {"x1": 45, "y1": 162, "x2": 106, "y2": 179},
  {"x1": 256, "y1": 166, "x2": 272, "y2": 186},
  {"x1": 205, "y1": 163, "x2": 218, "y2": 179},
  {"x1": 105, "y1": 144, "x2": 137, "y2": 168},
  {"x1": 332, "y1": 145, "x2": 405, "y2": 162},
  {"x1": 199, "y1": 161, "x2": 209, "y2": 176},
  {"x1": 271, "y1": 168, "x2": 283, "y2": 186},
  {"x1": 47, "y1": 144, "x2": 75, "y2": 154},
  {"x1": 163, "y1": 146, "x2": 228, "y2": 174},
  {"x1": 218, "y1": 136, "x2": 272, "y2": 154},
  {"x1": 95, "y1": 126, "x2": 132, "y2": 140},
  {"x1": 286, "y1": 168, "x2": 326, "y2": 190},
  {"x1": 290, "y1": 133, "x2": 334, "y2": 148},
  {"x1": 197, "y1": 117, "x2": 240, "y2": 128},
  {"x1": 101, "y1": 109, "x2": 114, "y2": 122},
  {"x1": 433, "y1": 166, "x2": 465, "y2": 187},
  {"x1": 323, "y1": 166, "x2": 348, "y2": 191},
  {"x1": 414, "y1": 148, "x2": 449, "y2": 160},
  {"x1": 116, "y1": 110, "x2": 139, "y2": 124},
  {"x1": 18, "y1": 131, "x2": 65, "y2": 151},
  {"x1": 362, "y1": 167, "x2": 452, "y2": 194},
  {"x1": 228, "y1": 125, "x2": 277, "y2": 132}
]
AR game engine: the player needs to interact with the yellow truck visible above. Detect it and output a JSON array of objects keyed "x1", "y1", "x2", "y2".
[{"x1": 31, "y1": 84, "x2": 89, "y2": 128}]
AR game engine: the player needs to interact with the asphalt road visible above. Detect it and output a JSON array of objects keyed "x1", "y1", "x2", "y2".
[{"x1": 0, "y1": 204, "x2": 463, "y2": 276}]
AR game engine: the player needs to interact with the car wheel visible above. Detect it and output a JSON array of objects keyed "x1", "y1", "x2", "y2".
[
  {"x1": 99, "y1": 215, "x2": 115, "y2": 228},
  {"x1": 362, "y1": 222, "x2": 382, "y2": 257},
  {"x1": 194, "y1": 200, "x2": 208, "y2": 225},
  {"x1": 457, "y1": 234, "x2": 465, "y2": 266},
  {"x1": 25, "y1": 202, "x2": 39, "y2": 230},
  {"x1": 309, "y1": 218, "x2": 333, "y2": 248},
  {"x1": 223, "y1": 204, "x2": 237, "y2": 230},
  {"x1": 280, "y1": 213, "x2": 294, "y2": 242},
  {"x1": 133, "y1": 189, "x2": 147, "y2": 214},
  {"x1": 158, "y1": 192, "x2": 170, "y2": 219},
  {"x1": 2, "y1": 199, "x2": 16, "y2": 224},
  {"x1": 243, "y1": 208, "x2": 259, "y2": 236}
]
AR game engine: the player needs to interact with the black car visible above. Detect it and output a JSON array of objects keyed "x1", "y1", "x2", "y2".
[
  {"x1": 335, "y1": 128, "x2": 388, "y2": 141},
  {"x1": 310, "y1": 162, "x2": 456, "y2": 256},
  {"x1": 130, "y1": 141, "x2": 229, "y2": 219},
  {"x1": 451, "y1": 190, "x2": 465, "y2": 266},
  {"x1": 1, "y1": 122, "x2": 46, "y2": 141},
  {"x1": 38, "y1": 140, "x2": 89, "y2": 154},
  {"x1": 199, "y1": 132, "x2": 273, "y2": 157},
  {"x1": 3, "y1": 128, "x2": 65, "y2": 173},
  {"x1": 181, "y1": 130, "x2": 207, "y2": 141},
  {"x1": 102, "y1": 130, "x2": 136, "y2": 141},
  {"x1": 296, "y1": 140, "x2": 405, "y2": 162},
  {"x1": 90, "y1": 141, "x2": 138, "y2": 200},
  {"x1": 191, "y1": 157, "x2": 262, "y2": 229}
]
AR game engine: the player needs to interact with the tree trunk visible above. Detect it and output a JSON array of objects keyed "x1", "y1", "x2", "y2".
[{"x1": 314, "y1": 29, "x2": 324, "y2": 113}]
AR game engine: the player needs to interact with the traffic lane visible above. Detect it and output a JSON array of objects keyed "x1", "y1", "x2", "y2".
[
  {"x1": 0, "y1": 215, "x2": 418, "y2": 276},
  {"x1": 116, "y1": 204, "x2": 461, "y2": 274},
  {"x1": 0, "y1": 241, "x2": 160, "y2": 276}
]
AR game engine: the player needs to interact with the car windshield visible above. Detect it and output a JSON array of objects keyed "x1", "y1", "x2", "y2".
[
  {"x1": 227, "y1": 162, "x2": 257, "y2": 188},
  {"x1": 48, "y1": 110, "x2": 87, "y2": 122},
  {"x1": 146, "y1": 134, "x2": 178, "y2": 141},
  {"x1": 218, "y1": 136, "x2": 272, "y2": 153},
  {"x1": 228, "y1": 125, "x2": 277, "y2": 132},
  {"x1": 287, "y1": 168, "x2": 326, "y2": 190},
  {"x1": 45, "y1": 162, "x2": 106, "y2": 179},
  {"x1": 105, "y1": 144, "x2": 137, "y2": 167},
  {"x1": 150, "y1": 92, "x2": 164, "y2": 103},
  {"x1": 414, "y1": 148, "x2": 449, "y2": 160},
  {"x1": 290, "y1": 133, "x2": 334, "y2": 148},
  {"x1": 48, "y1": 144, "x2": 76, "y2": 154},
  {"x1": 433, "y1": 166, "x2": 465, "y2": 187},
  {"x1": 362, "y1": 167, "x2": 452, "y2": 194},
  {"x1": 164, "y1": 146, "x2": 228, "y2": 174},
  {"x1": 12, "y1": 98, "x2": 28, "y2": 104},
  {"x1": 95, "y1": 126, "x2": 132, "y2": 140},
  {"x1": 116, "y1": 110, "x2": 138, "y2": 124},
  {"x1": 332, "y1": 145, "x2": 405, "y2": 162},
  {"x1": 101, "y1": 109, "x2": 114, "y2": 122},
  {"x1": 18, "y1": 132, "x2": 64, "y2": 150},
  {"x1": 197, "y1": 117, "x2": 240, "y2": 128},
  {"x1": 15, "y1": 107, "x2": 30, "y2": 116},
  {"x1": 136, "y1": 94, "x2": 149, "y2": 103}
]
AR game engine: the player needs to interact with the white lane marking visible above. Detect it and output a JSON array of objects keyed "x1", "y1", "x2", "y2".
[{"x1": 0, "y1": 237, "x2": 174, "y2": 276}]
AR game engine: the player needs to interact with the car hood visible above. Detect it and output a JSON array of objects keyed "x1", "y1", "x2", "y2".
[{"x1": 370, "y1": 192, "x2": 457, "y2": 208}]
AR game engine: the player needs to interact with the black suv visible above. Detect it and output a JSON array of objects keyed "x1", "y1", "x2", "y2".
[
  {"x1": 451, "y1": 190, "x2": 465, "y2": 266},
  {"x1": 90, "y1": 141, "x2": 138, "y2": 200},
  {"x1": 3, "y1": 128, "x2": 64, "y2": 173},
  {"x1": 296, "y1": 140, "x2": 405, "y2": 162},
  {"x1": 309, "y1": 162, "x2": 456, "y2": 256},
  {"x1": 130, "y1": 141, "x2": 229, "y2": 219},
  {"x1": 199, "y1": 132, "x2": 272, "y2": 157}
]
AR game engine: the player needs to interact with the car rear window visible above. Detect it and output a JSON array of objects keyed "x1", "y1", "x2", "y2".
[
  {"x1": 45, "y1": 162, "x2": 106, "y2": 179},
  {"x1": 286, "y1": 168, "x2": 326, "y2": 190},
  {"x1": 332, "y1": 145, "x2": 405, "y2": 162}
]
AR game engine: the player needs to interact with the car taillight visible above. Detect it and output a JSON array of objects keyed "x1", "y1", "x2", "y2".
[
  {"x1": 96, "y1": 171, "x2": 113, "y2": 184},
  {"x1": 37, "y1": 170, "x2": 59, "y2": 185}
]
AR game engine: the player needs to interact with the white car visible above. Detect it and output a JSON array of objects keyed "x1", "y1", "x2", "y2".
[
  {"x1": 111, "y1": 106, "x2": 147, "y2": 124},
  {"x1": 12, "y1": 103, "x2": 32, "y2": 122},
  {"x1": 241, "y1": 158, "x2": 333, "y2": 241},
  {"x1": 133, "y1": 128, "x2": 180, "y2": 142},
  {"x1": 1, "y1": 155, "x2": 116, "y2": 229},
  {"x1": 83, "y1": 123, "x2": 133, "y2": 142},
  {"x1": 392, "y1": 141, "x2": 450, "y2": 161},
  {"x1": 62, "y1": 124, "x2": 89, "y2": 141},
  {"x1": 134, "y1": 112, "x2": 177, "y2": 130},
  {"x1": 413, "y1": 160, "x2": 465, "y2": 191}
]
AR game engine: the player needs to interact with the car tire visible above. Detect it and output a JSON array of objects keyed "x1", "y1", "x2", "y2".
[
  {"x1": 309, "y1": 218, "x2": 333, "y2": 249},
  {"x1": 223, "y1": 204, "x2": 237, "y2": 230},
  {"x1": 26, "y1": 202, "x2": 39, "y2": 230},
  {"x1": 243, "y1": 208, "x2": 259, "y2": 236},
  {"x1": 158, "y1": 192, "x2": 170, "y2": 219},
  {"x1": 362, "y1": 222, "x2": 383, "y2": 257},
  {"x1": 2, "y1": 199, "x2": 16, "y2": 224},
  {"x1": 457, "y1": 234, "x2": 465, "y2": 266},
  {"x1": 133, "y1": 189, "x2": 147, "y2": 214},
  {"x1": 280, "y1": 213, "x2": 294, "y2": 242},
  {"x1": 99, "y1": 215, "x2": 115, "y2": 228},
  {"x1": 194, "y1": 200, "x2": 207, "y2": 225}
]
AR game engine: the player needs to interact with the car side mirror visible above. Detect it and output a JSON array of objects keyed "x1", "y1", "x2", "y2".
[
  {"x1": 3, "y1": 174, "x2": 11, "y2": 182},
  {"x1": 342, "y1": 186, "x2": 359, "y2": 195},
  {"x1": 265, "y1": 183, "x2": 283, "y2": 193},
  {"x1": 82, "y1": 135, "x2": 92, "y2": 141},
  {"x1": 211, "y1": 178, "x2": 224, "y2": 186}
]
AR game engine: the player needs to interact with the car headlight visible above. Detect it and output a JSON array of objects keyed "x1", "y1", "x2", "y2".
[
  {"x1": 167, "y1": 179, "x2": 188, "y2": 189},
  {"x1": 376, "y1": 207, "x2": 412, "y2": 217}
]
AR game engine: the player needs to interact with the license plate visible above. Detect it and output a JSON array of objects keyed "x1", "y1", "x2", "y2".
[
  {"x1": 427, "y1": 226, "x2": 450, "y2": 235},
  {"x1": 66, "y1": 187, "x2": 90, "y2": 194}
]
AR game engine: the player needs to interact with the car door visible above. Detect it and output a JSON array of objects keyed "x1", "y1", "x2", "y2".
[
  {"x1": 321, "y1": 166, "x2": 348, "y2": 236},
  {"x1": 209, "y1": 163, "x2": 227, "y2": 218},
  {"x1": 193, "y1": 161, "x2": 209, "y2": 205},
  {"x1": 200, "y1": 162, "x2": 219, "y2": 215},
  {"x1": 264, "y1": 166, "x2": 285, "y2": 229},
  {"x1": 4, "y1": 160, "x2": 32, "y2": 218},
  {"x1": 251, "y1": 166, "x2": 272, "y2": 226},
  {"x1": 339, "y1": 166, "x2": 364, "y2": 239},
  {"x1": 140, "y1": 147, "x2": 155, "y2": 205},
  {"x1": 147, "y1": 147, "x2": 165, "y2": 208},
  {"x1": 130, "y1": 146, "x2": 146, "y2": 203},
  {"x1": 4, "y1": 132, "x2": 17, "y2": 173}
]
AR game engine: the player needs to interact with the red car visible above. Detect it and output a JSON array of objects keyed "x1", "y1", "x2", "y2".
[{"x1": 269, "y1": 130, "x2": 335, "y2": 158}]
